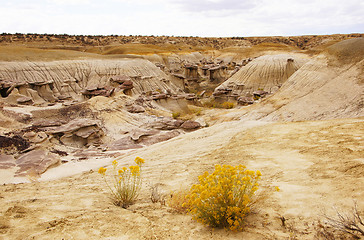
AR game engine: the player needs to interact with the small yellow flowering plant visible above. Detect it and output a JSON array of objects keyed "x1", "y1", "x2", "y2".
[
  {"x1": 98, "y1": 157, "x2": 145, "y2": 208},
  {"x1": 184, "y1": 164, "x2": 261, "y2": 231}
]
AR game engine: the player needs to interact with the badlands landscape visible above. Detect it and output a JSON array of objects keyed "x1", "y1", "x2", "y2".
[{"x1": 0, "y1": 33, "x2": 363, "y2": 239}]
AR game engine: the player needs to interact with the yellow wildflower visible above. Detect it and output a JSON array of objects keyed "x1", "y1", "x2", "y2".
[
  {"x1": 135, "y1": 157, "x2": 145, "y2": 165},
  {"x1": 275, "y1": 186, "x2": 280, "y2": 192},
  {"x1": 98, "y1": 167, "x2": 107, "y2": 175},
  {"x1": 98, "y1": 157, "x2": 145, "y2": 208},
  {"x1": 129, "y1": 165, "x2": 140, "y2": 176}
]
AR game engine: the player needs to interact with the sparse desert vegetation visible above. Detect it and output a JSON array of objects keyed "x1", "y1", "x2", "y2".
[{"x1": 0, "y1": 33, "x2": 363, "y2": 239}]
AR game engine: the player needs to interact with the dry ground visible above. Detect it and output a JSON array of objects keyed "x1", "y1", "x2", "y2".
[{"x1": 1, "y1": 117, "x2": 363, "y2": 239}]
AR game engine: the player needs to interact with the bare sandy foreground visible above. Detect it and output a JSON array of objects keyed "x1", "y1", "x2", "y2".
[{"x1": 0, "y1": 118, "x2": 363, "y2": 239}]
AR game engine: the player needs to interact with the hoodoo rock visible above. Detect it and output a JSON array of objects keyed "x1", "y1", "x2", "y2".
[
  {"x1": 0, "y1": 59, "x2": 182, "y2": 105},
  {"x1": 237, "y1": 96, "x2": 254, "y2": 105}
]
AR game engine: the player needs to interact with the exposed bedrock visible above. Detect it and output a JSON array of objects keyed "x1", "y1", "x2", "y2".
[
  {"x1": 0, "y1": 59, "x2": 182, "y2": 105},
  {"x1": 213, "y1": 54, "x2": 308, "y2": 104},
  {"x1": 240, "y1": 38, "x2": 364, "y2": 121}
]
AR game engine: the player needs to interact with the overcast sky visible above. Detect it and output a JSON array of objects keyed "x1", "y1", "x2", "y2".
[{"x1": 1, "y1": 0, "x2": 363, "y2": 37}]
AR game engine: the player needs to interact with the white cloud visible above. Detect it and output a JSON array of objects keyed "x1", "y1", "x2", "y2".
[
  {"x1": 48, "y1": 0, "x2": 90, "y2": 5},
  {"x1": 0, "y1": 0, "x2": 362, "y2": 36},
  {"x1": 171, "y1": 0, "x2": 256, "y2": 12}
]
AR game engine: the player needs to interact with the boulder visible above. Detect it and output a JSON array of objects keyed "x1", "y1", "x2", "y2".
[
  {"x1": 15, "y1": 149, "x2": 60, "y2": 176},
  {"x1": 180, "y1": 120, "x2": 201, "y2": 130},
  {"x1": 185, "y1": 94, "x2": 197, "y2": 100},
  {"x1": 148, "y1": 118, "x2": 183, "y2": 130},
  {"x1": 184, "y1": 63, "x2": 198, "y2": 69},
  {"x1": 129, "y1": 129, "x2": 159, "y2": 141},
  {"x1": 73, "y1": 126, "x2": 99, "y2": 138},
  {"x1": 107, "y1": 136, "x2": 143, "y2": 151},
  {"x1": 152, "y1": 93, "x2": 168, "y2": 100},
  {"x1": 110, "y1": 75, "x2": 131, "y2": 84},
  {"x1": 47, "y1": 119, "x2": 101, "y2": 134},
  {"x1": 46, "y1": 119, "x2": 104, "y2": 147},
  {"x1": 253, "y1": 90, "x2": 268, "y2": 98},
  {"x1": 82, "y1": 87, "x2": 114, "y2": 97},
  {"x1": 213, "y1": 89, "x2": 229, "y2": 96},
  {"x1": 138, "y1": 130, "x2": 180, "y2": 146},
  {"x1": 16, "y1": 96, "x2": 33, "y2": 105},
  {"x1": 23, "y1": 131, "x2": 48, "y2": 144},
  {"x1": 237, "y1": 96, "x2": 254, "y2": 105},
  {"x1": 32, "y1": 119, "x2": 65, "y2": 128},
  {"x1": 119, "y1": 80, "x2": 134, "y2": 90},
  {"x1": 126, "y1": 104, "x2": 145, "y2": 113}
]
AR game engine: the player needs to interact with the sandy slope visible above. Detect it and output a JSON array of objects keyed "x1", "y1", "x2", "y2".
[
  {"x1": 215, "y1": 54, "x2": 308, "y2": 93},
  {"x1": 236, "y1": 55, "x2": 363, "y2": 122},
  {"x1": 1, "y1": 117, "x2": 363, "y2": 239}
]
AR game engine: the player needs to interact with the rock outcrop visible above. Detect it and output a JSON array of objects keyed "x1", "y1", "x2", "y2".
[
  {"x1": 0, "y1": 59, "x2": 181, "y2": 105},
  {"x1": 15, "y1": 149, "x2": 60, "y2": 177},
  {"x1": 213, "y1": 54, "x2": 308, "y2": 103},
  {"x1": 46, "y1": 119, "x2": 104, "y2": 148},
  {"x1": 240, "y1": 39, "x2": 364, "y2": 121}
]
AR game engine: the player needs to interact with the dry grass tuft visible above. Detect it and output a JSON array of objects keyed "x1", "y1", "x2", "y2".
[{"x1": 167, "y1": 189, "x2": 190, "y2": 214}]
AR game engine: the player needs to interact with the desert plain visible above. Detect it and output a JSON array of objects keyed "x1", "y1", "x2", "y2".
[{"x1": 0, "y1": 33, "x2": 363, "y2": 239}]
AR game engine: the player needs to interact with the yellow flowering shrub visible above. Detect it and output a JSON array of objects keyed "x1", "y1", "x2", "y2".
[
  {"x1": 184, "y1": 164, "x2": 261, "y2": 231},
  {"x1": 98, "y1": 157, "x2": 145, "y2": 208},
  {"x1": 167, "y1": 189, "x2": 190, "y2": 214}
]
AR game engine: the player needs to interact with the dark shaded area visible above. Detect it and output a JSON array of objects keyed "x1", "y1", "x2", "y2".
[
  {"x1": 0, "y1": 135, "x2": 29, "y2": 152},
  {"x1": 50, "y1": 149, "x2": 68, "y2": 157}
]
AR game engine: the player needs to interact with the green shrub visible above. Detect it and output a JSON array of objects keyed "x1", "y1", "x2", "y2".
[
  {"x1": 172, "y1": 112, "x2": 181, "y2": 119},
  {"x1": 221, "y1": 101, "x2": 235, "y2": 109},
  {"x1": 202, "y1": 99, "x2": 235, "y2": 109},
  {"x1": 184, "y1": 164, "x2": 261, "y2": 231}
]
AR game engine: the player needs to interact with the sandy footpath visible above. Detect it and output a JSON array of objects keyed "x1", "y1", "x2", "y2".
[{"x1": 0, "y1": 118, "x2": 363, "y2": 239}]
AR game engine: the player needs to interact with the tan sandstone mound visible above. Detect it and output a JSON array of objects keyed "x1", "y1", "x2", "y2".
[
  {"x1": 238, "y1": 38, "x2": 364, "y2": 121},
  {"x1": 214, "y1": 54, "x2": 308, "y2": 97}
]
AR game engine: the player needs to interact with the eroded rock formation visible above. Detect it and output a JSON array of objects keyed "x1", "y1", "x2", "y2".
[
  {"x1": 213, "y1": 54, "x2": 308, "y2": 103},
  {"x1": 1, "y1": 36, "x2": 363, "y2": 182},
  {"x1": 0, "y1": 59, "x2": 181, "y2": 105}
]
